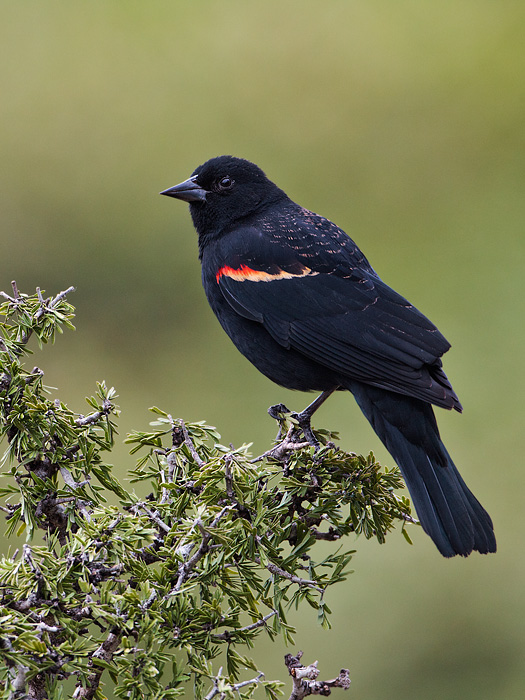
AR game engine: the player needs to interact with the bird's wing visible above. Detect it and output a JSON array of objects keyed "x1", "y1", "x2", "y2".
[{"x1": 213, "y1": 221, "x2": 456, "y2": 406}]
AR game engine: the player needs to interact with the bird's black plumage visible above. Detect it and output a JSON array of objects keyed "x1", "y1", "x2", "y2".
[{"x1": 161, "y1": 155, "x2": 496, "y2": 557}]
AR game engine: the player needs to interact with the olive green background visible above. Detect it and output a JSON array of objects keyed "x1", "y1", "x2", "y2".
[{"x1": 1, "y1": 2, "x2": 524, "y2": 698}]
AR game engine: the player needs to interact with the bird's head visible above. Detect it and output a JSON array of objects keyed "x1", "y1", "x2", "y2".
[{"x1": 161, "y1": 156, "x2": 288, "y2": 244}]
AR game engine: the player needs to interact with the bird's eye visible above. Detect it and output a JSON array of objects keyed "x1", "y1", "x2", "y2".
[{"x1": 218, "y1": 176, "x2": 234, "y2": 190}]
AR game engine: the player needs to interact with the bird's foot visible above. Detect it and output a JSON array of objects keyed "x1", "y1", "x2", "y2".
[
  {"x1": 268, "y1": 389, "x2": 338, "y2": 450},
  {"x1": 291, "y1": 410, "x2": 320, "y2": 450},
  {"x1": 268, "y1": 403, "x2": 318, "y2": 449}
]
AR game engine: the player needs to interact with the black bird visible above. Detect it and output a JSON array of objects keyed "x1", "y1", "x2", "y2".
[{"x1": 161, "y1": 155, "x2": 496, "y2": 558}]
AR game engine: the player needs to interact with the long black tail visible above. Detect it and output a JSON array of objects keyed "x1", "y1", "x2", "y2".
[{"x1": 348, "y1": 382, "x2": 496, "y2": 557}]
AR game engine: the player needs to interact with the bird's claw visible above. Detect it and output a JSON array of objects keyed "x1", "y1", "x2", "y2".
[
  {"x1": 268, "y1": 402, "x2": 321, "y2": 449},
  {"x1": 268, "y1": 403, "x2": 291, "y2": 420}
]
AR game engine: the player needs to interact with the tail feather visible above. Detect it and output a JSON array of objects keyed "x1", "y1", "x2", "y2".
[{"x1": 348, "y1": 382, "x2": 496, "y2": 557}]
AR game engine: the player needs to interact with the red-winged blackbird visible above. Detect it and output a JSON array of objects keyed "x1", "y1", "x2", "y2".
[{"x1": 161, "y1": 155, "x2": 496, "y2": 558}]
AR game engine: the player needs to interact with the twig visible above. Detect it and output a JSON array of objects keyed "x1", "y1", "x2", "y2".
[
  {"x1": 22, "y1": 544, "x2": 40, "y2": 575},
  {"x1": 224, "y1": 455, "x2": 234, "y2": 500},
  {"x1": 170, "y1": 507, "x2": 231, "y2": 594},
  {"x1": 49, "y1": 286, "x2": 75, "y2": 307},
  {"x1": 284, "y1": 651, "x2": 350, "y2": 700},
  {"x1": 75, "y1": 398, "x2": 112, "y2": 427},
  {"x1": 310, "y1": 527, "x2": 342, "y2": 542},
  {"x1": 136, "y1": 502, "x2": 171, "y2": 533},
  {"x1": 400, "y1": 511, "x2": 419, "y2": 525},
  {"x1": 261, "y1": 560, "x2": 324, "y2": 592},
  {"x1": 59, "y1": 465, "x2": 89, "y2": 490},
  {"x1": 204, "y1": 669, "x2": 265, "y2": 700},
  {"x1": 251, "y1": 422, "x2": 311, "y2": 464},
  {"x1": 11, "y1": 284, "x2": 75, "y2": 347},
  {"x1": 177, "y1": 418, "x2": 206, "y2": 467},
  {"x1": 213, "y1": 610, "x2": 278, "y2": 640}
]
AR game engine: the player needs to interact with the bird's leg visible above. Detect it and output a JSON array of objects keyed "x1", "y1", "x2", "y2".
[{"x1": 293, "y1": 387, "x2": 338, "y2": 448}]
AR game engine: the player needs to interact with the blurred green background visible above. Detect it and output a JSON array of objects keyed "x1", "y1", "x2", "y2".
[{"x1": 1, "y1": 1, "x2": 524, "y2": 698}]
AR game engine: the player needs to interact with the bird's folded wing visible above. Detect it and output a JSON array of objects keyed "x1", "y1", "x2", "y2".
[{"x1": 215, "y1": 237, "x2": 456, "y2": 406}]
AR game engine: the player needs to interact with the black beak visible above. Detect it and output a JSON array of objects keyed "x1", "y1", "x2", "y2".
[{"x1": 160, "y1": 176, "x2": 207, "y2": 203}]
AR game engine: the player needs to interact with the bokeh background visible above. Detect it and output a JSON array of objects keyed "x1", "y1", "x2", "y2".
[{"x1": 1, "y1": 1, "x2": 524, "y2": 698}]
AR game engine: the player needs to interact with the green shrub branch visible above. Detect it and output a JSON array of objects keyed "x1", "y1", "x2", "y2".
[{"x1": 0, "y1": 285, "x2": 414, "y2": 700}]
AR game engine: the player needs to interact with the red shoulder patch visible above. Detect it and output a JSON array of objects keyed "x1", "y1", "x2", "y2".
[{"x1": 216, "y1": 263, "x2": 316, "y2": 284}]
